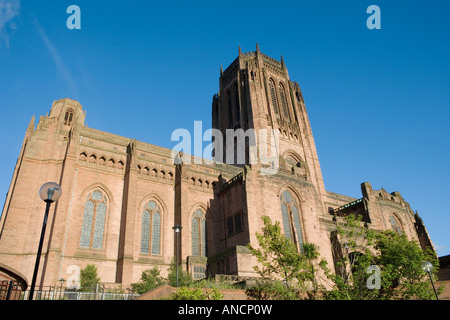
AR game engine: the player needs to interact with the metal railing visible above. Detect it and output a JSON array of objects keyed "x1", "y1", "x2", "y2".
[
  {"x1": 1, "y1": 280, "x2": 23, "y2": 300},
  {"x1": 18, "y1": 285, "x2": 139, "y2": 301}
]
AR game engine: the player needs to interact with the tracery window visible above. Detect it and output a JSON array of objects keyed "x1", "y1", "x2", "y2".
[
  {"x1": 141, "y1": 200, "x2": 162, "y2": 255},
  {"x1": 227, "y1": 90, "x2": 233, "y2": 127},
  {"x1": 279, "y1": 83, "x2": 289, "y2": 120},
  {"x1": 269, "y1": 79, "x2": 279, "y2": 117},
  {"x1": 192, "y1": 209, "x2": 207, "y2": 257},
  {"x1": 64, "y1": 109, "x2": 74, "y2": 126},
  {"x1": 280, "y1": 190, "x2": 304, "y2": 252},
  {"x1": 234, "y1": 84, "x2": 241, "y2": 126},
  {"x1": 79, "y1": 190, "x2": 107, "y2": 249},
  {"x1": 285, "y1": 157, "x2": 300, "y2": 170},
  {"x1": 390, "y1": 215, "x2": 402, "y2": 235}
]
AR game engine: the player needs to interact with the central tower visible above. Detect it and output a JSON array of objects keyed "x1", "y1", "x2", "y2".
[{"x1": 212, "y1": 44, "x2": 326, "y2": 198}]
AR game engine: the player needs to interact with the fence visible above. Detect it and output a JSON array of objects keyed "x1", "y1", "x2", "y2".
[
  {"x1": 3, "y1": 284, "x2": 139, "y2": 301},
  {"x1": 1, "y1": 280, "x2": 23, "y2": 300}
]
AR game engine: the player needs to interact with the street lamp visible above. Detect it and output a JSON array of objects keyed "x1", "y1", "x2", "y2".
[
  {"x1": 172, "y1": 224, "x2": 182, "y2": 287},
  {"x1": 29, "y1": 182, "x2": 62, "y2": 300},
  {"x1": 421, "y1": 261, "x2": 439, "y2": 300},
  {"x1": 59, "y1": 278, "x2": 65, "y2": 300}
]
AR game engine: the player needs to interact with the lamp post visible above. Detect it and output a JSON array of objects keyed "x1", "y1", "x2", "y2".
[
  {"x1": 422, "y1": 261, "x2": 439, "y2": 300},
  {"x1": 58, "y1": 278, "x2": 65, "y2": 300},
  {"x1": 29, "y1": 182, "x2": 62, "y2": 300},
  {"x1": 172, "y1": 224, "x2": 182, "y2": 287}
]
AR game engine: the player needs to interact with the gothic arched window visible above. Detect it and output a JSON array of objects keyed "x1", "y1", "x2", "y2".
[
  {"x1": 141, "y1": 200, "x2": 162, "y2": 255},
  {"x1": 192, "y1": 209, "x2": 207, "y2": 257},
  {"x1": 79, "y1": 190, "x2": 107, "y2": 249},
  {"x1": 280, "y1": 190, "x2": 304, "y2": 252},
  {"x1": 269, "y1": 79, "x2": 279, "y2": 117},
  {"x1": 227, "y1": 90, "x2": 233, "y2": 127},
  {"x1": 64, "y1": 109, "x2": 74, "y2": 126},
  {"x1": 234, "y1": 83, "x2": 241, "y2": 127},
  {"x1": 390, "y1": 215, "x2": 402, "y2": 235},
  {"x1": 279, "y1": 83, "x2": 289, "y2": 120}
]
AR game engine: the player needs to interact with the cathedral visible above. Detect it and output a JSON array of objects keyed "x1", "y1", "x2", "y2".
[{"x1": 0, "y1": 45, "x2": 434, "y2": 290}]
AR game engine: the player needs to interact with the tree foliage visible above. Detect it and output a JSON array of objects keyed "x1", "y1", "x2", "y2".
[
  {"x1": 246, "y1": 215, "x2": 328, "y2": 299},
  {"x1": 170, "y1": 287, "x2": 223, "y2": 300},
  {"x1": 167, "y1": 258, "x2": 193, "y2": 288},
  {"x1": 80, "y1": 264, "x2": 101, "y2": 291},
  {"x1": 131, "y1": 267, "x2": 166, "y2": 294},
  {"x1": 247, "y1": 214, "x2": 443, "y2": 300},
  {"x1": 324, "y1": 214, "x2": 442, "y2": 300}
]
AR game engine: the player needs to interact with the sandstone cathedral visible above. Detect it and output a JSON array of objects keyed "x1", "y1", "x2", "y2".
[{"x1": 0, "y1": 46, "x2": 434, "y2": 290}]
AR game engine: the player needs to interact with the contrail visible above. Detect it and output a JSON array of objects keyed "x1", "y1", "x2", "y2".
[{"x1": 34, "y1": 19, "x2": 78, "y2": 97}]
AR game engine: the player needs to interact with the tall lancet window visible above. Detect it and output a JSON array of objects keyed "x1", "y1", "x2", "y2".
[
  {"x1": 279, "y1": 83, "x2": 289, "y2": 121},
  {"x1": 269, "y1": 79, "x2": 279, "y2": 117},
  {"x1": 234, "y1": 83, "x2": 241, "y2": 127},
  {"x1": 79, "y1": 190, "x2": 107, "y2": 249},
  {"x1": 64, "y1": 109, "x2": 74, "y2": 126},
  {"x1": 227, "y1": 90, "x2": 233, "y2": 127},
  {"x1": 141, "y1": 200, "x2": 162, "y2": 255},
  {"x1": 280, "y1": 190, "x2": 304, "y2": 252},
  {"x1": 192, "y1": 209, "x2": 207, "y2": 257},
  {"x1": 390, "y1": 215, "x2": 402, "y2": 235}
]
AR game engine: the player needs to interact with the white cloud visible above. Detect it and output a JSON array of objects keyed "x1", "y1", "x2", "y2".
[{"x1": 0, "y1": 0, "x2": 20, "y2": 49}]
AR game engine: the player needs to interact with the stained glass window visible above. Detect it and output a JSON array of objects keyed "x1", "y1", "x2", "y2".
[
  {"x1": 201, "y1": 219, "x2": 207, "y2": 257},
  {"x1": 279, "y1": 83, "x2": 289, "y2": 120},
  {"x1": 79, "y1": 190, "x2": 107, "y2": 250},
  {"x1": 269, "y1": 79, "x2": 279, "y2": 116},
  {"x1": 148, "y1": 201, "x2": 157, "y2": 211},
  {"x1": 192, "y1": 209, "x2": 207, "y2": 257},
  {"x1": 79, "y1": 201, "x2": 94, "y2": 248},
  {"x1": 390, "y1": 215, "x2": 402, "y2": 235},
  {"x1": 93, "y1": 202, "x2": 106, "y2": 249},
  {"x1": 291, "y1": 204, "x2": 304, "y2": 252},
  {"x1": 141, "y1": 210, "x2": 150, "y2": 254},
  {"x1": 152, "y1": 212, "x2": 161, "y2": 255},
  {"x1": 234, "y1": 84, "x2": 241, "y2": 126},
  {"x1": 192, "y1": 218, "x2": 199, "y2": 256},
  {"x1": 140, "y1": 201, "x2": 162, "y2": 256},
  {"x1": 92, "y1": 191, "x2": 103, "y2": 201},
  {"x1": 281, "y1": 202, "x2": 291, "y2": 240},
  {"x1": 280, "y1": 190, "x2": 304, "y2": 252},
  {"x1": 227, "y1": 90, "x2": 233, "y2": 127}
]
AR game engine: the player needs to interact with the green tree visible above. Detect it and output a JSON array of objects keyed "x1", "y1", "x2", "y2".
[
  {"x1": 167, "y1": 258, "x2": 193, "y2": 288},
  {"x1": 247, "y1": 216, "x2": 304, "y2": 285},
  {"x1": 131, "y1": 267, "x2": 166, "y2": 294},
  {"x1": 80, "y1": 264, "x2": 101, "y2": 291},
  {"x1": 170, "y1": 287, "x2": 223, "y2": 300},
  {"x1": 324, "y1": 214, "x2": 442, "y2": 300},
  {"x1": 246, "y1": 215, "x2": 327, "y2": 300},
  {"x1": 324, "y1": 214, "x2": 377, "y2": 300},
  {"x1": 245, "y1": 279, "x2": 300, "y2": 300},
  {"x1": 373, "y1": 230, "x2": 442, "y2": 300},
  {"x1": 302, "y1": 242, "x2": 329, "y2": 299}
]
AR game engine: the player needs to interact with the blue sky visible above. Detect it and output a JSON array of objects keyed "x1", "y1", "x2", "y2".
[{"x1": 0, "y1": 1, "x2": 449, "y2": 257}]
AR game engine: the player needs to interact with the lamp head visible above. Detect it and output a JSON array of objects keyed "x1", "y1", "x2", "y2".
[
  {"x1": 421, "y1": 261, "x2": 434, "y2": 273},
  {"x1": 39, "y1": 182, "x2": 62, "y2": 203}
]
